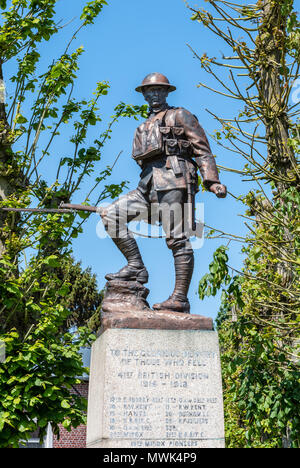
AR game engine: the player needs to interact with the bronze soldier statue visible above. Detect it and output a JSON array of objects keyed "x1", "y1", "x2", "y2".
[{"x1": 101, "y1": 73, "x2": 227, "y2": 313}]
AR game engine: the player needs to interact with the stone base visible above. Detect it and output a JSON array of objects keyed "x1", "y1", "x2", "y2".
[
  {"x1": 86, "y1": 329, "x2": 225, "y2": 449},
  {"x1": 100, "y1": 308, "x2": 213, "y2": 333}
]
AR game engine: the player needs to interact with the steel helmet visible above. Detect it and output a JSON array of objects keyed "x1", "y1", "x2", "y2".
[{"x1": 135, "y1": 73, "x2": 176, "y2": 93}]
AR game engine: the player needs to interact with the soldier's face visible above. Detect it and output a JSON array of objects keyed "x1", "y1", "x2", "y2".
[{"x1": 142, "y1": 86, "x2": 169, "y2": 109}]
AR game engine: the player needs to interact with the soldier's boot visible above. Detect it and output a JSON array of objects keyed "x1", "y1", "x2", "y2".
[
  {"x1": 105, "y1": 236, "x2": 149, "y2": 284},
  {"x1": 153, "y1": 252, "x2": 194, "y2": 313}
]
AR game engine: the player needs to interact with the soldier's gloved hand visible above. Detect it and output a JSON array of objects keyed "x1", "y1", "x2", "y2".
[{"x1": 209, "y1": 183, "x2": 227, "y2": 198}]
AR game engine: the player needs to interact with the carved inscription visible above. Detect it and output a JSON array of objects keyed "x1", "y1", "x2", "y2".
[{"x1": 105, "y1": 345, "x2": 221, "y2": 445}]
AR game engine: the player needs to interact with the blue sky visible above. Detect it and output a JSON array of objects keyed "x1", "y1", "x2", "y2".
[{"x1": 4, "y1": 0, "x2": 260, "y2": 322}]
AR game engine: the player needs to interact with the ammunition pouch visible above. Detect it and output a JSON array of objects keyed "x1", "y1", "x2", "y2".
[
  {"x1": 132, "y1": 111, "x2": 192, "y2": 167},
  {"x1": 178, "y1": 139, "x2": 192, "y2": 156},
  {"x1": 165, "y1": 138, "x2": 179, "y2": 156},
  {"x1": 159, "y1": 126, "x2": 171, "y2": 137},
  {"x1": 132, "y1": 119, "x2": 163, "y2": 162}
]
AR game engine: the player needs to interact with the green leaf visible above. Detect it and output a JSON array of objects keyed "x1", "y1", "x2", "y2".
[
  {"x1": 15, "y1": 114, "x2": 28, "y2": 124},
  {"x1": 62, "y1": 419, "x2": 71, "y2": 430},
  {"x1": 43, "y1": 388, "x2": 53, "y2": 398},
  {"x1": 61, "y1": 399, "x2": 71, "y2": 409},
  {"x1": 6, "y1": 283, "x2": 22, "y2": 296},
  {"x1": 43, "y1": 255, "x2": 60, "y2": 267},
  {"x1": 34, "y1": 378, "x2": 43, "y2": 387}
]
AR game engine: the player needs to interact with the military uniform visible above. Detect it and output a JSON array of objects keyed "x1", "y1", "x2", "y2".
[
  {"x1": 134, "y1": 105, "x2": 220, "y2": 195},
  {"x1": 101, "y1": 73, "x2": 224, "y2": 313},
  {"x1": 103, "y1": 105, "x2": 220, "y2": 253}
]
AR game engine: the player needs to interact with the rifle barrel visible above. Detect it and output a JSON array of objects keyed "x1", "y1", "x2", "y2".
[
  {"x1": 0, "y1": 204, "x2": 100, "y2": 214},
  {"x1": 59, "y1": 203, "x2": 99, "y2": 213},
  {"x1": 0, "y1": 207, "x2": 71, "y2": 213}
]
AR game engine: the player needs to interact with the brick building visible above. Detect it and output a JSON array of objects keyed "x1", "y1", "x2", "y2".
[{"x1": 52, "y1": 381, "x2": 89, "y2": 448}]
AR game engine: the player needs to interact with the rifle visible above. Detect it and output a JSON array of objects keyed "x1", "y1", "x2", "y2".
[
  {"x1": 60, "y1": 203, "x2": 100, "y2": 213},
  {"x1": 185, "y1": 161, "x2": 196, "y2": 233},
  {"x1": 0, "y1": 203, "x2": 101, "y2": 214},
  {"x1": 0, "y1": 202, "x2": 204, "y2": 239}
]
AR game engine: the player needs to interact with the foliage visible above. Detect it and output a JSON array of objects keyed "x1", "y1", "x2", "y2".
[
  {"x1": 0, "y1": 310, "x2": 95, "y2": 448},
  {"x1": 189, "y1": 0, "x2": 300, "y2": 447},
  {"x1": 0, "y1": 0, "x2": 147, "y2": 447},
  {"x1": 199, "y1": 241, "x2": 300, "y2": 447},
  {"x1": 57, "y1": 257, "x2": 104, "y2": 331}
]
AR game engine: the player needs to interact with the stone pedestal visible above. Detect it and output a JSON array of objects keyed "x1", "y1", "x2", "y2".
[{"x1": 86, "y1": 328, "x2": 225, "y2": 448}]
